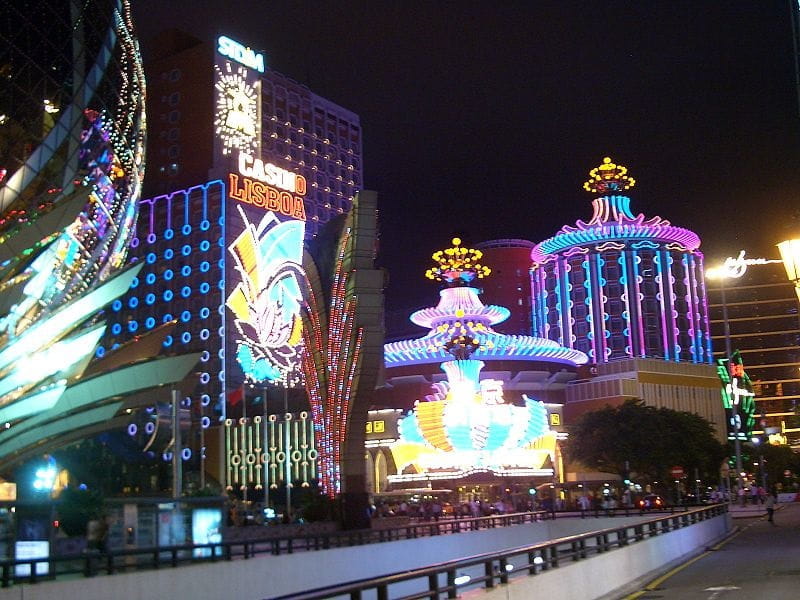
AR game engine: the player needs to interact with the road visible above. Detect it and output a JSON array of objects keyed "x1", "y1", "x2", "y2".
[{"x1": 624, "y1": 502, "x2": 800, "y2": 600}]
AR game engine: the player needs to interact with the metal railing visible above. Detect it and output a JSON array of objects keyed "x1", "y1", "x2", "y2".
[
  {"x1": 267, "y1": 503, "x2": 728, "y2": 600},
  {"x1": 0, "y1": 503, "x2": 710, "y2": 589}
]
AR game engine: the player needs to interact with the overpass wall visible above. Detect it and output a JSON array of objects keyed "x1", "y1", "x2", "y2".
[{"x1": 0, "y1": 514, "x2": 725, "y2": 600}]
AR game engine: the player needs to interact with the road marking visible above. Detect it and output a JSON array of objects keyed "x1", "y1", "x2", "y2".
[
  {"x1": 705, "y1": 585, "x2": 740, "y2": 600},
  {"x1": 622, "y1": 527, "x2": 745, "y2": 600}
]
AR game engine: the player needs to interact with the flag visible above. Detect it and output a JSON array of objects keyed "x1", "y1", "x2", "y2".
[{"x1": 227, "y1": 385, "x2": 244, "y2": 407}]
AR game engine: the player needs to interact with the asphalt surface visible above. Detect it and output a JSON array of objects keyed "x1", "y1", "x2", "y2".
[{"x1": 624, "y1": 503, "x2": 800, "y2": 600}]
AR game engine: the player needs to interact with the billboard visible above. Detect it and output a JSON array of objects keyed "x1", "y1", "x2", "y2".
[{"x1": 215, "y1": 36, "x2": 307, "y2": 393}]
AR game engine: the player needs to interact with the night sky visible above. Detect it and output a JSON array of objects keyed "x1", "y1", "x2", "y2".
[{"x1": 134, "y1": 1, "x2": 800, "y2": 314}]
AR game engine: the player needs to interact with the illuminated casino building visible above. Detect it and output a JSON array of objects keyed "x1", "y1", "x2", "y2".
[
  {"x1": 100, "y1": 32, "x2": 367, "y2": 494},
  {"x1": 375, "y1": 239, "x2": 587, "y2": 495},
  {"x1": 0, "y1": 1, "x2": 198, "y2": 471},
  {"x1": 144, "y1": 30, "x2": 362, "y2": 239},
  {"x1": 531, "y1": 157, "x2": 712, "y2": 365},
  {"x1": 532, "y1": 159, "x2": 726, "y2": 446}
]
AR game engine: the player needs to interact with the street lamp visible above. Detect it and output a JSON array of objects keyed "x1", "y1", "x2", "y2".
[{"x1": 777, "y1": 239, "x2": 800, "y2": 302}]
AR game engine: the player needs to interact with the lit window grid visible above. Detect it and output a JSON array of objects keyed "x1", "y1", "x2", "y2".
[
  {"x1": 224, "y1": 413, "x2": 318, "y2": 491},
  {"x1": 257, "y1": 78, "x2": 361, "y2": 240}
]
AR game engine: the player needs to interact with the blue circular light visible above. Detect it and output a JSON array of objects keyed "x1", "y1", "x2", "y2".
[
  {"x1": 180, "y1": 310, "x2": 191, "y2": 323},
  {"x1": 200, "y1": 372, "x2": 210, "y2": 384},
  {"x1": 163, "y1": 290, "x2": 173, "y2": 301},
  {"x1": 145, "y1": 293, "x2": 156, "y2": 305},
  {"x1": 164, "y1": 228, "x2": 174, "y2": 240},
  {"x1": 181, "y1": 331, "x2": 191, "y2": 343},
  {"x1": 181, "y1": 265, "x2": 191, "y2": 276},
  {"x1": 131, "y1": 277, "x2": 139, "y2": 289},
  {"x1": 200, "y1": 394, "x2": 211, "y2": 406},
  {"x1": 201, "y1": 416, "x2": 211, "y2": 428},
  {"x1": 217, "y1": 280, "x2": 224, "y2": 290},
  {"x1": 200, "y1": 328, "x2": 210, "y2": 340},
  {"x1": 128, "y1": 320, "x2": 138, "y2": 332},
  {"x1": 146, "y1": 252, "x2": 157, "y2": 264},
  {"x1": 164, "y1": 248, "x2": 174, "y2": 259},
  {"x1": 182, "y1": 224, "x2": 192, "y2": 235},
  {"x1": 163, "y1": 313, "x2": 173, "y2": 323},
  {"x1": 181, "y1": 286, "x2": 191, "y2": 298},
  {"x1": 145, "y1": 317, "x2": 156, "y2": 329},
  {"x1": 112, "y1": 300, "x2": 122, "y2": 312},
  {"x1": 128, "y1": 297, "x2": 139, "y2": 308},
  {"x1": 146, "y1": 233, "x2": 156, "y2": 244},
  {"x1": 200, "y1": 307, "x2": 210, "y2": 318},
  {"x1": 146, "y1": 273, "x2": 156, "y2": 284},
  {"x1": 164, "y1": 269, "x2": 173, "y2": 280},
  {"x1": 182, "y1": 245, "x2": 191, "y2": 256},
  {"x1": 111, "y1": 323, "x2": 122, "y2": 335},
  {"x1": 218, "y1": 216, "x2": 225, "y2": 226},
  {"x1": 217, "y1": 259, "x2": 224, "y2": 269},
  {"x1": 95, "y1": 346, "x2": 105, "y2": 358},
  {"x1": 163, "y1": 335, "x2": 173, "y2": 347},
  {"x1": 200, "y1": 219, "x2": 210, "y2": 231},
  {"x1": 200, "y1": 350, "x2": 210, "y2": 362},
  {"x1": 200, "y1": 261, "x2": 210, "y2": 272},
  {"x1": 200, "y1": 282, "x2": 210, "y2": 294},
  {"x1": 200, "y1": 240, "x2": 211, "y2": 252}
]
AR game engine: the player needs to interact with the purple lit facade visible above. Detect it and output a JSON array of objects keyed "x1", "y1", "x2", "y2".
[{"x1": 531, "y1": 180, "x2": 712, "y2": 365}]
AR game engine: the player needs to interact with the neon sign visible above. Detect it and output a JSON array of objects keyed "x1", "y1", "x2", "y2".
[
  {"x1": 238, "y1": 152, "x2": 306, "y2": 194},
  {"x1": 228, "y1": 173, "x2": 306, "y2": 220},
  {"x1": 214, "y1": 63, "x2": 259, "y2": 156},
  {"x1": 716, "y1": 250, "x2": 782, "y2": 278},
  {"x1": 217, "y1": 35, "x2": 265, "y2": 73}
]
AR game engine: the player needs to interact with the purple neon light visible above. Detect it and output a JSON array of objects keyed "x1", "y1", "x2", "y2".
[
  {"x1": 410, "y1": 287, "x2": 510, "y2": 328},
  {"x1": 531, "y1": 195, "x2": 701, "y2": 263},
  {"x1": 385, "y1": 332, "x2": 588, "y2": 366}
]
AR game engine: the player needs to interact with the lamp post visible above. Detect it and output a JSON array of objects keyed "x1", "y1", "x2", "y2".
[{"x1": 706, "y1": 268, "x2": 745, "y2": 499}]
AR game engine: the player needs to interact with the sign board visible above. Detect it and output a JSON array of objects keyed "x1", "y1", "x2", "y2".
[{"x1": 670, "y1": 466, "x2": 684, "y2": 478}]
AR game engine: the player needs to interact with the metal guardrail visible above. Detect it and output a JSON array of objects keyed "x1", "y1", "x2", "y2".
[
  {"x1": 0, "y1": 504, "x2": 710, "y2": 589},
  {"x1": 267, "y1": 503, "x2": 729, "y2": 600},
  {"x1": 0, "y1": 510, "x2": 549, "y2": 588}
]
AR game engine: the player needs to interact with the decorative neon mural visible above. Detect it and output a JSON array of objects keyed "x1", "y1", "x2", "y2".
[
  {"x1": 226, "y1": 206, "x2": 305, "y2": 385},
  {"x1": 531, "y1": 158, "x2": 711, "y2": 364},
  {"x1": 224, "y1": 412, "x2": 318, "y2": 492}
]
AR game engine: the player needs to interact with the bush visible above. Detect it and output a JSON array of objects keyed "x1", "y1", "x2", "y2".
[{"x1": 56, "y1": 488, "x2": 103, "y2": 537}]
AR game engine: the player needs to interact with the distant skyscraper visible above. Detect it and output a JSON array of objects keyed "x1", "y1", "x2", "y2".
[
  {"x1": 475, "y1": 239, "x2": 535, "y2": 335},
  {"x1": 707, "y1": 258, "x2": 800, "y2": 447},
  {"x1": 531, "y1": 157, "x2": 711, "y2": 365},
  {"x1": 143, "y1": 30, "x2": 362, "y2": 239}
]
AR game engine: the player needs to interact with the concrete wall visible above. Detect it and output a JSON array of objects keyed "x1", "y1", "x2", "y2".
[
  {"x1": 463, "y1": 512, "x2": 732, "y2": 600},
  {"x1": 0, "y1": 513, "x2": 726, "y2": 600}
]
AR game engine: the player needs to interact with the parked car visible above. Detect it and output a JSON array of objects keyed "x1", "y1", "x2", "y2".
[{"x1": 638, "y1": 495, "x2": 665, "y2": 510}]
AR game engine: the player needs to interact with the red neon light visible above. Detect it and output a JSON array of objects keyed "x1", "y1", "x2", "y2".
[{"x1": 228, "y1": 173, "x2": 307, "y2": 220}]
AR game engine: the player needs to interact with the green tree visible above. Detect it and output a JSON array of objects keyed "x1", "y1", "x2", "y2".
[{"x1": 564, "y1": 399, "x2": 728, "y2": 490}]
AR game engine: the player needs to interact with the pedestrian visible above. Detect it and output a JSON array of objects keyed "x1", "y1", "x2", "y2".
[{"x1": 765, "y1": 491, "x2": 776, "y2": 525}]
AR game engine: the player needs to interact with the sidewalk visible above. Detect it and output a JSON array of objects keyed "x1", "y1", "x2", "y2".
[{"x1": 728, "y1": 501, "x2": 785, "y2": 519}]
